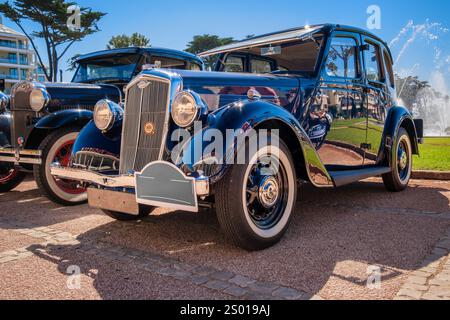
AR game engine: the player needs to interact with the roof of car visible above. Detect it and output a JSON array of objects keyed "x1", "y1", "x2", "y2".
[
  {"x1": 199, "y1": 24, "x2": 392, "y2": 61},
  {"x1": 76, "y1": 47, "x2": 203, "y2": 64}
]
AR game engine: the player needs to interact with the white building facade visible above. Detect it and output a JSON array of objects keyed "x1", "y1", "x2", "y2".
[{"x1": 0, "y1": 18, "x2": 37, "y2": 93}]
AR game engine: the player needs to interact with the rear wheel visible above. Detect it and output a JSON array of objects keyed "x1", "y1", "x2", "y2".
[
  {"x1": 0, "y1": 164, "x2": 26, "y2": 192},
  {"x1": 34, "y1": 127, "x2": 87, "y2": 205},
  {"x1": 383, "y1": 128, "x2": 412, "y2": 192},
  {"x1": 215, "y1": 136, "x2": 297, "y2": 251},
  {"x1": 102, "y1": 206, "x2": 154, "y2": 221}
]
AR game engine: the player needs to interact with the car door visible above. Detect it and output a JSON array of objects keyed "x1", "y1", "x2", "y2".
[
  {"x1": 361, "y1": 36, "x2": 391, "y2": 165},
  {"x1": 312, "y1": 31, "x2": 367, "y2": 168}
]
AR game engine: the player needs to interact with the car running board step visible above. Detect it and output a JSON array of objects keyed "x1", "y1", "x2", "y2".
[{"x1": 328, "y1": 167, "x2": 391, "y2": 187}]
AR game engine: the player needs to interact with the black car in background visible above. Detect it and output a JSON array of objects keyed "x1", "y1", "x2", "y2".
[{"x1": 0, "y1": 47, "x2": 204, "y2": 204}]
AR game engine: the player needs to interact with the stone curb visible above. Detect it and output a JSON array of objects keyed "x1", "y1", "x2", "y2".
[{"x1": 412, "y1": 171, "x2": 450, "y2": 181}]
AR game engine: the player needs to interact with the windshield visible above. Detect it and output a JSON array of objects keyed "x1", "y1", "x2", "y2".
[
  {"x1": 72, "y1": 54, "x2": 140, "y2": 83},
  {"x1": 219, "y1": 35, "x2": 324, "y2": 75}
]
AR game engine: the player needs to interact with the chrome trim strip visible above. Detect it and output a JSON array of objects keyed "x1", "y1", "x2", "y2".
[
  {"x1": 131, "y1": 81, "x2": 145, "y2": 169},
  {"x1": 0, "y1": 148, "x2": 42, "y2": 156},
  {"x1": 137, "y1": 198, "x2": 199, "y2": 213},
  {"x1": 0, "y1": 148, "x2": 42, "y2": 164},
  {"x1": 50, "y1": 165, "x2": 135, "y2": 188},
  {"x1": 0, "y1": 155, "x2": 41, "y2": 165}
]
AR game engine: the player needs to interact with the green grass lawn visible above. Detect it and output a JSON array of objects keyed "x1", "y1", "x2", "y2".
[
  {"x1": 326, "y1": 119, "x2": 450, "y2": 171},
  {"x1": 414, "y1": 137, "x2": 450, "y2": 171}
]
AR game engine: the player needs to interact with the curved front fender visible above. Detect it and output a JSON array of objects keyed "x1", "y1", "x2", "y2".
[
  {"x1": 72, "y1": 121, "x2": 122, "y2": 157},
  {"x1": 35, "y1": 109, "x2": 93, "y2": 130},
  {"x1": 179, "y1": 100, "x2": 332, "y2": 187}
]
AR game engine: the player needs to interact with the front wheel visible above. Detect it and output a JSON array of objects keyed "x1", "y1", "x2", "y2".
[
  {"x1": 382, "y1": 128, "x2": 413, "y2": 192},
  {"x1": 34, "y1": 127, "x2": 87, "y2": 205},
  {"x1": 0, "y1": 164, "x2": 26, "y2": 192},
  {"x1": 215, "y1": 137, "x2": 297, "y2": 251}
]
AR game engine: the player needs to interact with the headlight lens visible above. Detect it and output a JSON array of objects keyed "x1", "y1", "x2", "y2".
[
  {"x1": 171, "y1": 91, "x2": 200, "y2": 127},
  {"x1": 29, "y1": 88, "x2": 49, "y2": 112},
  {"x1": 94, "y1": 100, "x2": 115, "y2": 131},
  {"x1": 0, "y1": 92, "x2": 9, "y2": 112}
]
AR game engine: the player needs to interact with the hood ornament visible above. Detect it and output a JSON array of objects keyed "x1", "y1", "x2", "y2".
[{"x1": 137, "y1": 80, "x2": 151, "y2": 90}]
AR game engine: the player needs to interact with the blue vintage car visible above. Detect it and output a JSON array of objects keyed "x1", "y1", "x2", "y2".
[
  {"x1": 0, "y1": 47, "x2": 204, "y2": 204},
  {"x1": 51, "y1": 24, "x2": 423, "y2": 250}
]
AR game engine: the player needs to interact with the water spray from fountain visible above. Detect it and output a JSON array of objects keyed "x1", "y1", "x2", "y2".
[{"x1": 391, "y1": 19, "x2": 450, "y2": 136}]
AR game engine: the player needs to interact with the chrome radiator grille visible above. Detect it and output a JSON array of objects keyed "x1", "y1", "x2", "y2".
[{"x1": 119, "y1": 77, "x2": 170, "y2": 174}]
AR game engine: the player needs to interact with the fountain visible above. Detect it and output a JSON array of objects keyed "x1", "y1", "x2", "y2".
[{"x1": 391, "y1": 20, "x2": 450, "y2": 136}]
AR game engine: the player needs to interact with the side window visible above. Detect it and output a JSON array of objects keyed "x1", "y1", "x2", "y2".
[
  {"x1": 364, "y1": 43, "x2": 382, "y2": 82},
  {"x1": 251, "y1": 59, "x2": 272, "y2": 73},
  {"x1": 223, "y1": 56, "x2": 245, "y2": 72},
  {"x1": 383, "y1": 50, "x2": 395, "y2": 88},
  {"x1": 325, "y1": 37, "x2": 358, "y2": 78}
]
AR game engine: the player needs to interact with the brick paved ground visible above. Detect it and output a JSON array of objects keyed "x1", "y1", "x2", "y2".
[
  {"x1": 0, "y1": 177, "x2": 449, "y2": 300},
  {"x1": 395, "y1": 229, "x2": 450, "y2": 300}
]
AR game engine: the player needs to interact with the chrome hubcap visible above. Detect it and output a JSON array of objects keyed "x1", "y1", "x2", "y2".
[
  {"x1": 245, "y1": 155, "x2": 288, "y2": 230},
  {"x1": 258, "y1": 176, "x2": 279, "y2": 209},
  {"x1": 399, "y1": 150, "x2": 408, "y2": 170}
]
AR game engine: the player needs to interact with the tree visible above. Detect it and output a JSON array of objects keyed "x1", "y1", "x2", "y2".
[
  {"x1": 107, "y1": 32, "x2": 150, "y2": 49},
  {"x1": 185, "y1": 34, "x2": 235, "y2": 69},
  {"x1": 66, "y1": 53, "x2": 81, "y2": 71},
  {"x1": 0, "y1": 0, "x2": 105, "y2": 82}
]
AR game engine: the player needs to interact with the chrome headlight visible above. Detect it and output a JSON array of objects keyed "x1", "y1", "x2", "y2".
[
  {"x1": 0, "y1": 92, "x2": 9, "y2": 112},
  {"x1": 94, "y1": 100, "x2": 116, "y2": 131},
  {"x1": 29, "y1": 88, "x2": 50, "y2": 112},
  {"x1": 171, "y1": 91, "x2": 202, "y2": 128}
]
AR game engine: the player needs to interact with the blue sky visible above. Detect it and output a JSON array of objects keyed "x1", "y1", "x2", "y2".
[{"x1": 2, "y1": 0, "x2": 450, "y2": 90}]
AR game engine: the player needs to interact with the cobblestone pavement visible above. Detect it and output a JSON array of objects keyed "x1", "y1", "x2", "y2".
[
  {"x1": 0, "y1": 177, "x2": 449, "y2": 300},
  {"x1": 0, "y1": 224, "x2": 316, "y2": 300},
  {"x1": 395, "y1": 229, "x2": 450, "y2": 300}
]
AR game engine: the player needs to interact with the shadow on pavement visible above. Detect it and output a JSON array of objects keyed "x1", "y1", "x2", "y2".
[{"x1": 16, "y1": 180, "x2": 450, "y2": 299}]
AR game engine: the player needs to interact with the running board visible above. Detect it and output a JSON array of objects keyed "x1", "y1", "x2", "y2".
[{"x1": 328, "y1": 167, "x2": 391, "y2": 187}]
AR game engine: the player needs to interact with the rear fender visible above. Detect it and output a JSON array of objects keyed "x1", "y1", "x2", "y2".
[{"x1": 383, "y1": 106, "x2": 420, "y2": 167}]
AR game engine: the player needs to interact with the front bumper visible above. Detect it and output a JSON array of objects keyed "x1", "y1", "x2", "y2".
[
  {"x1": 0, "y1": 147, "x2": 42, "y2": 165},
  {"x1": 50, "y1": 161, "x2": 210, "y2": 213}
]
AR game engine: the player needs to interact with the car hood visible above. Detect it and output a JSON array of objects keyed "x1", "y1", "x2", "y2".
[
  {"x1": 43, "y1": 82, "x2": 122, "y2": 112},
  {"x1": 149, "y1": 70, "x2": 301, "y2": 111}
]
